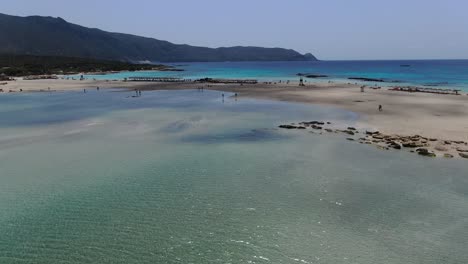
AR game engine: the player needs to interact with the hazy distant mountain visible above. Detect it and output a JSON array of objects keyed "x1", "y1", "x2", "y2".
[{"x1": 0, "y1": 13, "x2": 317, "y2": 62}]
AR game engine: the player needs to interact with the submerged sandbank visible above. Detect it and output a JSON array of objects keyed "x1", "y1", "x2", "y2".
[{"x1": 2, "y1": 78, "x2": 468, "y2": 154}]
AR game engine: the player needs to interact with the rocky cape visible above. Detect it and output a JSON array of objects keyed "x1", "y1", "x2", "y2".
[{"x1": 0, "y1": 13, "x2": 317, "y2": 63}]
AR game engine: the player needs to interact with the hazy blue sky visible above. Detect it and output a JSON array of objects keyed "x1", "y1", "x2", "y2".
[{"x1": 2, "y1": 0, "x2": 467, "y2": 60}]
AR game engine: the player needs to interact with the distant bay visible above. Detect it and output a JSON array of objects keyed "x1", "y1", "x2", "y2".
[{"x1": 80, "y1": 60, "x2": 468, "y2": 91}]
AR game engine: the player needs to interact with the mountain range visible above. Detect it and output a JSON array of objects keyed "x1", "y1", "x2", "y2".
[{"x1": 0, "y1": 13, "x2": 317, "y2": 63}]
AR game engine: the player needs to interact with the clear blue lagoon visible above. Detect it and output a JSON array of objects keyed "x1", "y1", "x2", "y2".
[{"x1": 1, "y1": 89, "x2": 467, "y2": 263}]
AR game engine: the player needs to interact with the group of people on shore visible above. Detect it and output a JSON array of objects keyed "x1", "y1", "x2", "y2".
[{"x1": 0, "y1": 88, "x2": 23, "y2": 93}]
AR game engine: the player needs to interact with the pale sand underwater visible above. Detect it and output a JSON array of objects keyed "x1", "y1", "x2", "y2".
[{"x1": 4, "y1": 78, "x2": 468, "y2": 144}]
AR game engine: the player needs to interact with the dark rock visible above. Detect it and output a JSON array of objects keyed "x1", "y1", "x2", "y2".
[
  {"x1": 459, "y1": 152, "x2": 468, "y2": 159},
  {"x1": 306, "y1": 74, "x2": 328, "y2": 78},
  {"x1": 348, "y1": 77, "x2": 386, "y2": 82},
  {"x1": 312, "y1": 121, "x2": 325, "y2": 125},
  {"x1": 402, "y1": 142, "x2": 423, "y2": 148},
  {"x1": 279, "y1": 125, "x2": 298, "y2": 129},
  {"x1": 416, "y1": 148, "x2": 436, "y2": 157},
  {"x1": 297, "y1": 73, "x2": 328, "y2": 78},
  {"x1": 301, "y1": 121, "x2": 325, "y2": 126},
  {"x1": 342, "y1": 130, "x2": 355, "y2": 135},
  {"x1": 366, "y1": 131, "x2": 380, "y2": 135},
  {"x1": 346, "y1": 138, "x2": 355, "y2": 141},
  {"x1": 372, "y1": 135, "x2": 385, "y2": 140},
  {"x1": 389, "y1": 142, "x2": 402, "y2": 149},
  {"x1": 347, "y1": 127, "x2": 357, "y2": 131}
]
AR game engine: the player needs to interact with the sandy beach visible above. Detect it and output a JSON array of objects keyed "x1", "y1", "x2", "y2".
[
  {"x1": 3, "y1": 78, "x2": 468, "y2": 153},
  {"x1": 1, "y1": 78, "x2": 136, "y2": 92}
]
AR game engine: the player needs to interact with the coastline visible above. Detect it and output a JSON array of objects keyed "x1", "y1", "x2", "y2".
[{"x1": 2, "y1": 78, "x2": 468, "y2": 157}]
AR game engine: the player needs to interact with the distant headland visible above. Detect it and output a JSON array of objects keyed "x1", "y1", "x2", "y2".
[{"x1": 0, "y1": 13, "x2": 317, "y2": 63}]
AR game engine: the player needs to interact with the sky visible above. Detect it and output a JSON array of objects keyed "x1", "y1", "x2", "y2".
[{"x1": 2, "y1": 0, "x2": 468, "y2": 60}]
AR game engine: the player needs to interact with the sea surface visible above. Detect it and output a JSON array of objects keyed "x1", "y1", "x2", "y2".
[
  {"x1": 0, "y1": 89, "x2": 467, "y2": 264},
  {"x1": 80, "y1": 60, "x2": 468, "y2": 91}
]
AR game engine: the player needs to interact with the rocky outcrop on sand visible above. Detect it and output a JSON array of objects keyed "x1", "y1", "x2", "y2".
[
  {"x1": 297, "y1": 73, "x2": 328, "y2": 78},
  {"x1": 278, "y1": 121, "x2": 468, "y2": 159},
  {"x1": 348, "y1": 77, "x2": 401, "y2": 83},
  {"x1": 279, "y1": 124, "x2": 306, "y2": 129}
]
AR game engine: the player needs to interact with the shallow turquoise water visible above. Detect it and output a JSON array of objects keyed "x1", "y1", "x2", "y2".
[
  {"x1": 0, "y1": 90, "x2": 467, "y2": 264},
  {"x1": 78, "y1": 60, "x2": 468, "y2": 91}
]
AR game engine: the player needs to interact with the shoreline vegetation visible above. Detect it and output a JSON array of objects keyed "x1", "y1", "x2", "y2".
[
  {"x1": 0, "y1": 55, "x2": 181, "y2": 77},
  {"x1": 1, "y1": 75, "x2": 468, "y2": 159}
]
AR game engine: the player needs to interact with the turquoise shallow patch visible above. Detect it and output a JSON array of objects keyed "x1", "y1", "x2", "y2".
[{"x1": 73, "y1": 60, "x2": 468, "y2": 91}]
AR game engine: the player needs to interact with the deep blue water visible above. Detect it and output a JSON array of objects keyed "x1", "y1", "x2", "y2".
[{"x1": 81, "y1": 60, "x2": 468, "y2": 91}]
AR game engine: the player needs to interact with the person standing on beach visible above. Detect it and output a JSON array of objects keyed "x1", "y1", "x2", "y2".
[
  {"x1": 299, "y1": 78, "x2": 304, "y2": 86},
  {"x1": 379, "y1": 105, "x2": 383, "y2": 111}
]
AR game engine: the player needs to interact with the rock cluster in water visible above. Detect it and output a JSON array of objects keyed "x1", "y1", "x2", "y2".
[
  {"x1": 296, "y1": 73, "x2": 328, "y2": 78},
  {"x1": 278, "y1": 121, "x2": 468, "y2": 159}
]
